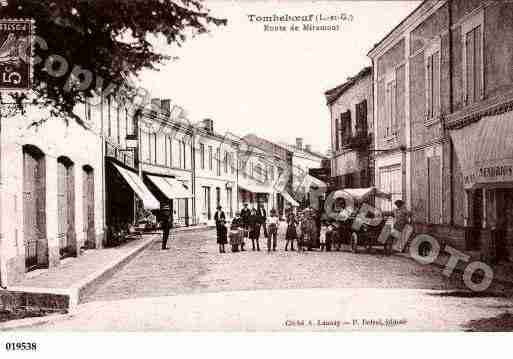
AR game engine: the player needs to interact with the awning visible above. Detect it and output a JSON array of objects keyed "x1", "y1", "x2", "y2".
[
  {"x1": 281, "y1": 191, "x2": 300, "y2": 207},
  {"x1": 238, "y1": 180, "x2": 272, "y2": 194},
  {"x1": 450, "y1": 111, "x2": 513, "y2": 189},
  {"x1": 332, "y1": 187, "x2": 392, "y2": 202},
  {"x1": 306, "y1": 174, "x2": 327, "y2": 189},
  {"x1": 113, "y1": 164, "x2": 160, "y2": 210},
  {"x1": 147, "y1": 175, "x2": 193, "y2": 199}
]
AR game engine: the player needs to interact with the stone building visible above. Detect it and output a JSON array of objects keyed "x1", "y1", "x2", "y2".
[
  {"x1": 0, "y1": 102, "x2": 104, "y2": 286},
  {"x1": 325, "y1": 66, "x2": 375, "y2": 196},
  {"x1": 194, "y1": 119, "x2": 238, "y2": 225},
  {"x1": 138, "y1": 99, "x2": 194, "y2": 227},
  {"x1": 368, "y1": 0, "x2": 513, "y2": 261},
  {"x1": 280, "y1": 138, "x2": 328, "y2": 210}
]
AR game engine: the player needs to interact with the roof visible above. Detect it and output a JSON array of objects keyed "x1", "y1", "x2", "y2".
[
  {"x1": 367, "y1": 0, "x2": 426, "y2": 58},
  {"x1": 324, "y1": 66, "x2": 372, "y2": 105},
  {"x1": 280, "y1": 142, "x2": 327, "y2": 160}
]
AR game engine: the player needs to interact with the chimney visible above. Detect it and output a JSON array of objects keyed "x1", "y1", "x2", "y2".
[
  {"x1": 295, "y1": 137, "x2": 303, "y2": 150},
  {"x1": 202, "y1": 118, "x2": 214, "y2": 134},
  {"x1": 161, "y1": 99, "x2": 171, "y2": 115},
  {"x1": 305, "y1": 144, "x2": 311, "y2": 152}
]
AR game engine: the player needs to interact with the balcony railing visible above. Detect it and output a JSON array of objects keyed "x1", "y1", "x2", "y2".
[
  {"x1": 106, "y1": 142, "x2": 136, "y2": 169},
  {"x1": 341, "y1": 131, "x2": 371, "y2": 149}
]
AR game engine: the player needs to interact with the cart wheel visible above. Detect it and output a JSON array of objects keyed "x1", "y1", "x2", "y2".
[
  {"x1": 384, "y1": 240, "x2": 392, "y2": 256},
  {"x1": 351, "y1": 233, "x2": 358, "y2": 253}
]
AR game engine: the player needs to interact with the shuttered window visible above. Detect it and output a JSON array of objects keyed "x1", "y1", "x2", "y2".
[
  {"x1": 427, "y1": 156, "x2": 441, "y2": 224},
  {"x1": 426, "y1": 50, "x2": 440, "y2": 121},
  {"x1": 355, "y1": 100, "x2": 368, "y2": 135},
  {"x1": 464, "y1": 25, "x2": 482, "y2": 105},
  {"x1": 385, "y1": 80, "x2": 397, "y2": 137}
]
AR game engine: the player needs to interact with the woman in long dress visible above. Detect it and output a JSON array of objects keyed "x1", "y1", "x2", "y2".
[
  {"x1": 285, "y1": 211, "x2": 297, "y2": 251},
  {"x1": 217, "y1": 219, "x2": 228, "y2": 253}
]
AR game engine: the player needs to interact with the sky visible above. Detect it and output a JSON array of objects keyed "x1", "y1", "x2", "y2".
[{"x1": 139, "y1": 0, "x2": 421, "y2": 155}]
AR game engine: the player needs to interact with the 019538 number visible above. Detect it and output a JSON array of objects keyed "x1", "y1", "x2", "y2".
[{"x1": 5, "y1": 342, "x2": 38, "y2": 351}]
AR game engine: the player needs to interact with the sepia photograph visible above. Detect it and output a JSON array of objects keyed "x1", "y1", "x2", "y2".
[{"x1": 0, "y1": 0, "x2": 513, "y2": 350}]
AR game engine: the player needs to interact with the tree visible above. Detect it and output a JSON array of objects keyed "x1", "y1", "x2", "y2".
[{"x1": 0, "y1": 0, "x2": 226, "y2": 119}]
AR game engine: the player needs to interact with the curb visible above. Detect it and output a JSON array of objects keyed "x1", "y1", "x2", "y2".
[
  {"x1": 6, "y1": 235, "x2": 158, "y2": 312},
  {"x1": 0, "y1": 312, "x2": 71, "y2": 331}
]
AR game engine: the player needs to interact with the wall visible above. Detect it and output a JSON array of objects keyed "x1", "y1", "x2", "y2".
[{"x1": 0, "y1": 106, "x2": 103, "y2": 285}]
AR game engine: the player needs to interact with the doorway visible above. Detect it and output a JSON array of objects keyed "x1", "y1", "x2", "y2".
[
  {"x1": 23, "y1": 145, "x2": 48, "y2": 271},
  {"x1": 58, "y1": 156, "x2": 76, "y2": 258},
  {"x1": 83, "y1": 165, "x2": 95, "y2": 249}
]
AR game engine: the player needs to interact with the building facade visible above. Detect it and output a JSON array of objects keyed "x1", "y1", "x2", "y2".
[
  {"x1": 0, "y1": 103, "x2": 104, "y2": 286},
  {"x1": 325, "y1": 67, "x2": 375, "y2": 196},
  {"x1": 194, "y1": 119, "x2": 238, "y2": 225},
  {"x1": 368, "y1": 0, "x2": 513, "y2": 261},
  {"x1": 138, "y1": 99, "x2": 194, "y2": 227},
  {"x1": 280, "y1": 138, "x2": 328, "y2": 210}
]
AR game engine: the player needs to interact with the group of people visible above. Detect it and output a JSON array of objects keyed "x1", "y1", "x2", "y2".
[
  {"x1": 214, "y1": 199, "x2": 412, "y2": 254},
  {"x1": 215, "y1": 203, "x2": 278, "y2": 253},
  {"x1": 214, "y1": 203, "x2": 324, "y2": 254}
]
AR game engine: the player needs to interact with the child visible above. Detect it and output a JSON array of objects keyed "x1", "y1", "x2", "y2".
[
  {"x1": 319, "y1": 222, "x2": 327, "y2": 251},
  {"x1": 266, "y1": 209, "x2": 279, "y2": 252}
]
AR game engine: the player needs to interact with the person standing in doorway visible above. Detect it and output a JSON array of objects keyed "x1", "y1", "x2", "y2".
[{"x1": 160, "y1": 206, "x2": 171, "y2": 250}]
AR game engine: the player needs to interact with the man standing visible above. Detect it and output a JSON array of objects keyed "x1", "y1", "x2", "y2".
[
  {"x1": 240, "y1": 202, "x2": 251, "y2": 250},
  {"x1": 266, "y1": 209, "x2": 279, "y2": 252},
  {"x1": 257, "y1": 202, "x2": 267, "y2": 238},
  {"x1": 160, "y1": 205, "x2": 171, "y2": 250}
]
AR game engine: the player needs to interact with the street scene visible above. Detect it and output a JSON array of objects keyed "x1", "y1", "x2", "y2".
[
  {"x1": 1, "y1": 0, "x2": 513, "y2": 336},
  {"x1": 24, "y1": 229, "x2": 513, "y2": 331}
]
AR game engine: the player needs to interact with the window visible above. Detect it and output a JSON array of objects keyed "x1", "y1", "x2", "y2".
[
  {"x1": 355, "y1": 100, "x2": 368, "y2": 135},
  {"x1": 216, "y1": 187, "x2": 221, "y2": 207},
  {"x1": 462, "y1": 12, "x2": 484, "y2": 105},
  {"x1": 335, "y1": 118, "x2": 340, "y2": 152},
  {"x1": 182, "y1": 140, "x2": 187, "y2": 169},
  {"x1": 154, "y1": 133, "x2": 157, "y2": 164},
  {"x1": 425, "y1": 39, "x2": 441, "y2": 122},
  {"x1": 385, "y1": 76, "x2": 397, "y2": 137},
  {"x1": 200, "y1": 143, "x2": 205, "y2": 169},
  {"x1": 147, "y1": 132, "x2": 152, "y2": 162},
  {"x1": 224, "y1": 151, "x2": 228, "y2": 173},
  {"x1": 209, "y1": 146, "x2": 213, "y2": 170},
  {"x1": 339, "y1": 110, "x2": 351, "y2": 145},
  {"x1": 216, "y1": 147, "x2": 221, "y2": 176},
  {"x1": 230, "y1": 153, "x2": 235, "y2": 174},
  {"x1": 203, "y1": 186, "x2": 211, "y2": 220},
  {"x1": 169, "y1": 137, "x2": 173, "y2": 166},
  {"x1": 226, "y1": 188, "x2": 233, "y2": 217}
]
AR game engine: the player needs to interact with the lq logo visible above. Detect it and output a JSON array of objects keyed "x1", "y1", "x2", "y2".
[{"x1": 0, "y1": 19, "x2": 33, "y2": 92}]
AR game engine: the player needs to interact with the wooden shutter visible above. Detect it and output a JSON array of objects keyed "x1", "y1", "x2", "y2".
[
  {"x1": 428, "y1": 156, "x2": 441, "y2": 224},
  {"x1": 427, "y1": 55, "x2": 433, "y2": 118},
  {"x1": 335, "y1": 116, "x2": 340, "y2": 151},
  {"x1": 466, "y1": 30, "x2": 475, "y2": 104},
  {"x1": 474, "y1": 26, "x2": 482, "y2": 101},
  {"x1": 433, "y1": 52, "x2": 440, "y2": 116}
]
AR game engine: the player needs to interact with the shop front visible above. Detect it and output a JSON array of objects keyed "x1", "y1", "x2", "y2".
[
  {"x1": 144, "y1": 174, "x2": 194, "y2": 227},
  {"x1": 450, "y1": 111, "x2": 513, "y2": 262},
  {"x1": 106, "y1": 160, "x2": 159, "y2": 246},
  {"x1": 238, "y1": 179, "x2": 272, "y2": 211}
]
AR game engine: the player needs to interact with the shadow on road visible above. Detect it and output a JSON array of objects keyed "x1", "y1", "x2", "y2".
[
  {"x1": 463, "y1": 312, "x2": 513, "y2": 331},
  {"x1": 427, "y1": 290, "x2": 510, "y2": 298}
]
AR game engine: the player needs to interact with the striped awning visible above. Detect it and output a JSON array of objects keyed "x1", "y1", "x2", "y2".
[
  {"x1": 113, "y1": 164, "x2": 160, "y2": 210},
  {"x1": 450, "y1": 111, "x2": 513, "y2": 189}
]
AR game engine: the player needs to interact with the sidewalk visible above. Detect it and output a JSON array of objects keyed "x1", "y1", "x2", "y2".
[
  {"x1": 4, "y1": 234, "x2": 159, "y2": 312},
  {"x1": 396, "y1": 249, "x2": 513, "y2": 289},
  {"x1": 2, "y1": 224, "x2": 215, "y2": 313}
]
